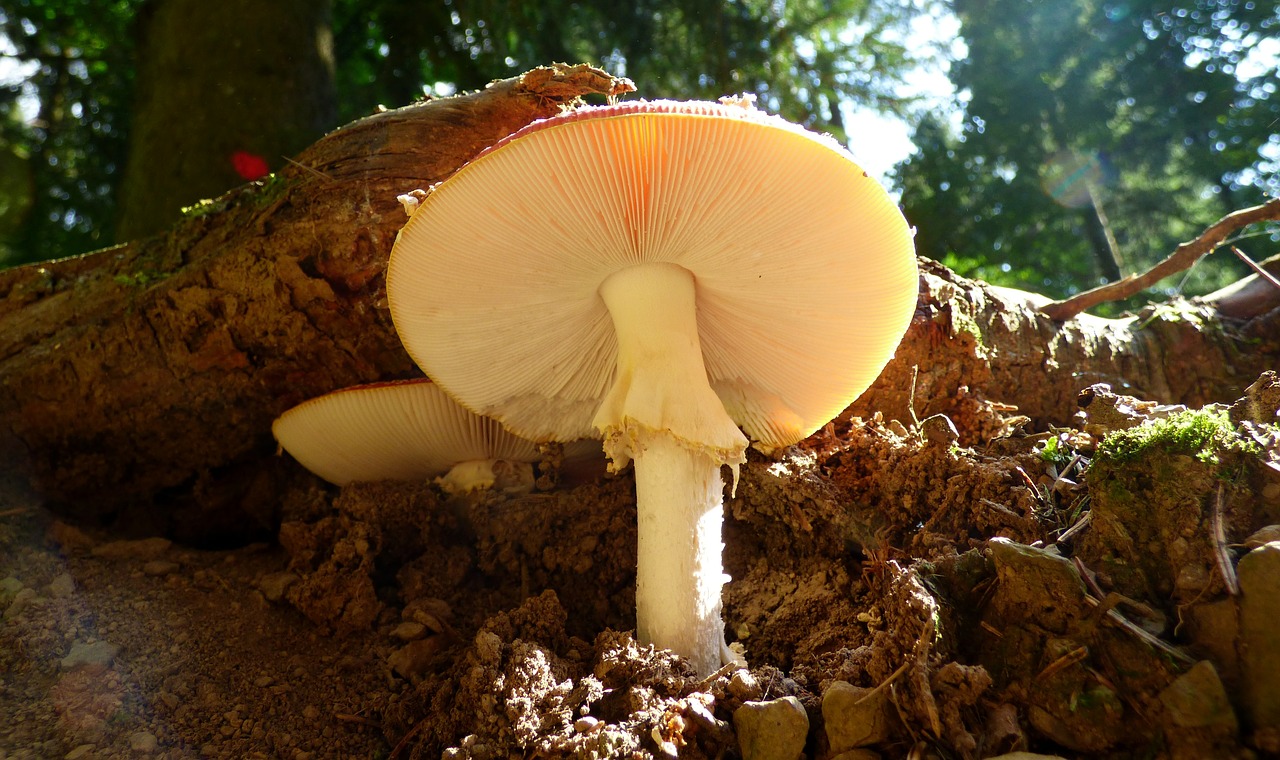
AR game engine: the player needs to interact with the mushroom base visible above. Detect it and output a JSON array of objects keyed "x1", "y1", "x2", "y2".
[{"x1": 632, "y1": 428, "x2": 731, "y2": 677}]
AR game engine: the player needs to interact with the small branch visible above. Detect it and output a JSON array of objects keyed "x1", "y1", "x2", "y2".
[
  {"x1": 1041, "y1": 198, "x2": 1280, "y2": 322},
  {"x1": 1232, "y1": 246, "x2": 1280, "y2": 293}
]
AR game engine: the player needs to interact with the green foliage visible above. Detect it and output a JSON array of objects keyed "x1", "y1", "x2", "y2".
[
  {"x1": 0, "y1": 0, "x2": 140, "y2": 266},
  {"x1": 3, "y1": 0, "x2": 932, "y2": 266},
  {"x1": 894, "y1": 0, "x2": 1280, "y2": 304},
  {"x1": 330, "y1": 0, "x2": 929, "y2": 140}
]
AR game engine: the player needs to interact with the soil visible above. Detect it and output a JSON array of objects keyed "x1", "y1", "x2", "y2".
[{"x1": 3, "y1": 376, "x2": 1279, "y2": 760}]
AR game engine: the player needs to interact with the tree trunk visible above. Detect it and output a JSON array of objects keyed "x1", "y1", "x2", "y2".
[
  {"x1": 0, "y1": 64, "x2": 1274, "y2": 542},
  {"x1": 114, "y1": 0, "x2": 337, "y2": 241}
]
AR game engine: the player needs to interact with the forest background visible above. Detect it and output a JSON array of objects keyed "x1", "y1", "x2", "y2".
[{"x1": 1, "y1": 0, "x2": 1277, "y2": 308}]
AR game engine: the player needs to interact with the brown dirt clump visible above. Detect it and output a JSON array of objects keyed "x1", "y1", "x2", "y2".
[{"x1": 3, "y1": 373, "x2": 1279, "y2": 759}]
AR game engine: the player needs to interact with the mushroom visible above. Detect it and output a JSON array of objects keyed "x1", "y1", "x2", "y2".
[
  {"x1": 272, "y1": 378, "x2": 588, "y2": 494},
  {"x1": 386, "y1": 99, "x2": 918, "y2": 675}
]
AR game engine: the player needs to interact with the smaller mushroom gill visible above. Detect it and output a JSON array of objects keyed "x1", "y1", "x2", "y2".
[{"x1": 272, "y1": 378, "x2": 547, "y2": 490}]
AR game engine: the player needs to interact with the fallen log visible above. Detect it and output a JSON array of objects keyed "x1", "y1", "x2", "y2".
[{"x1": 0, "y1": 63, "x2": 1274, "y2": 540}]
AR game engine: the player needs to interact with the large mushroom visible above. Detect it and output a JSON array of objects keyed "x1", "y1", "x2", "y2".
[
  {"x1": 272, "y1": 378, "x2": 583, "y2": 494},
  {"x1": 387, "y1": 99, "x2": 918, "y2": 675}
]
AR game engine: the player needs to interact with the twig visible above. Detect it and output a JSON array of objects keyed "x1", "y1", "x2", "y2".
[
  {"x1": 855, "y1": 659, "x2": 911, "y2": 705},
  {"x1": 1041, "y1": 197, "x2": 1280, "y2": 321},
  {"x1": 1231, "y1": 246, "x2": 1280, "y2": 292},
  {"x1": 334, "y1": 712, "x2": 382, "y2": 730},
  {"x1": 1211, "y1": 483, "x2": 1239, "y2": 596},
  {"x1": 388, "y1": 718, "x2": 428, "y2": 760},
  {"x1": 282, "y1": 154, "x2": 336, "y2": 182}
]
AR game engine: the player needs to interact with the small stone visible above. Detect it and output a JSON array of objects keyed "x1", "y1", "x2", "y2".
[
  {"x1": 388, "y1": 637, "x2": 444, "y2": 681},
  {"x1": 61, "y1": 639, "x2": 120, "y2": 670},
  {"x1": 1237, "y1": 542, "x2": 1280, "y2": 730},
  {"x1": 65, "y1": 745, "x2": 95, "y2": 759},
  {"x1": 142, "y1": 560, "x2": 179, "y2": 577},
  {"x1": 728, "y1": 669, "x2": 762, "y2": 701},
  {"x1": 390, "y1": 621, "x2": 427, "y2": 641},
  {"x1": 46, "y1": 573, "x2": 75, "y2": 598},
  {"x1": 574, "y1": 715, "x2": 600, "y2": 733},
  {"x1": 91, "y1": 537, "x2": 171, "y2": 561},
  {"x1": 822, "y1": 681, "x2": 893, "y2": 751},
  {"x1": 0, "y1": 576, "x2": 23, "y2": 600},
  {"x1": 3, "y1": 587, "x2": 36, "y2": 620},
  {"x1": 733, "y1": 696, "x2": 809, "y2": 760},
  {"x1": 1159, "y1": 660, "x2": 1238, "y2": 730},
  {"x1": 257, "y1": 571, "x2": 298, "y2": 603},
  {"x1": 129, "y1": 731, "x2": 159, "y2": 754},
  {"x1": 254, "y1": 675, "x2": 275, "y2": 688},
  {"x1": 1243, "y1": 526, "x2": 1280, "y2": 550}
]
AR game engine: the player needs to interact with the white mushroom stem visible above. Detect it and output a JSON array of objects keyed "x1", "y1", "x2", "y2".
[{"x1": 593, "y1": 262, "x2": 748, "y2": 676}]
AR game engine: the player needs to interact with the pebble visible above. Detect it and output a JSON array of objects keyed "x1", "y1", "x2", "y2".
[
  {"x1": 390, "y1": 621, "x2": 427, "y2": 641},
  {"x1": 257, "y1": 571, "x2": 298, "y2": 603},
  {"x1": 1237, "y1": 541, "x2": 1280, "y2": 730},
  {"x1": 3, "y1": 587, "x2": 36, "y2": 620},
  {"x1": 129, "y1": 731, "x2": 159, "y2": 753},
  {"x1": 65, "y1": 746, "x2": 95, "y2": 759},
  {"x1": 1158, "y1": 660, "x2": 1237, "y2": 730},
  {"x1": 573, "y1": 715, "x2": 599, "y2": 733},
  {"x1": 142, "y1": 560, "x2": 179, "y2": 577},
  {"x1": 728, "y1": 669, "x2": 762, "y2": 701},
  {"x1": 46, "y1": 573, "x2": 75, "y2": 598},
  {"x1": 60, "y1": 639, "x2": 120, "y2": 670},
  {"x1": 822, "y1": 681, "x2": 893, "y2": 752},
  {"x1": 733, "y1": 696, "x2": 809, "y2": 760},
  {"x1": 387, "y1": 637, "x2": 444, "y2": 680},
  {"x1": 90, "y1": 537, "x2": 172, "y2": 561}
]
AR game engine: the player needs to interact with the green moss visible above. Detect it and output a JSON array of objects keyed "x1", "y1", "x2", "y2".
[
  {"x1": 1097, "y1": 408, "x2": 1257, "y2": 465},
  {"x1": 180, "y1": 196, "x2": 225, "y2": 218}
]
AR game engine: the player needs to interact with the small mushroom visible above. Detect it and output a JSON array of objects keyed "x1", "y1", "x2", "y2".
[
  {"x1": 272, "y1": 378, "x2": 579, "y2": 494},
  {"x1": 387, "y1": 99, "x2": 918, "y2": 675}
]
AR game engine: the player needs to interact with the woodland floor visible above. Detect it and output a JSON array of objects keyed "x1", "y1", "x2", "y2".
[{"x1": 2, "y1": 379, "x2": 1279, "y2": 760}]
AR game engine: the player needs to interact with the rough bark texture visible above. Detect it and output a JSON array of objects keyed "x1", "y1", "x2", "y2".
[
  {"x1": 0, "y1": 63, "x2": 1275, "y2": 541},
  {"x1": 0, "y1": 64, "x2": 631, "y2": 541},
  {"x1": 116, "y1": 0, "x2": 338, "y2": 241}
]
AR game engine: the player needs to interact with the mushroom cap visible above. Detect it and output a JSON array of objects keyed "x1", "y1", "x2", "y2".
[
  {"x1": 387, "y1": 100, "x2": 918, "y2": 449},
  {"x1": 271, "y1": 378, "x2": 543, "y2": 485}
]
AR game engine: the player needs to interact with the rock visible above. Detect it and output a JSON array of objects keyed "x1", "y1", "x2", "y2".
[
  {"x1": 90, "y1": 536, "x2": 171, "y2": 561},
  {"x1": 256, "y1": 571, "x2": 298, "y2": 603},
  {"x1": 388, "y1": 637, "x2": 445, "y2": 681},
  {"x1": 129, "y1": 730, "x2": 159, "y2": 753},
  {"x1": 732, "y1": 696, "x2": 809, "y2": 760},
  {"x1": 822, "y1": 681, "x2": 893, "y2": 751},
  {"x1": 728, "y1": 669, "x2": 763, "y2": 701},
  {"x1": 65, "y1": 744, "x2": 95, "y2": 759},
  {"x1": 1158, "y1": 660, "x2": 1237, "y2": 730},
  {"x1": 1238, "y1": 542, "x2": 1280, "y2": 730},
  {"x1": 61, "y1": 639, "x2": 120, "y2": 670},
  {"x1": 390, "y1": 621, "x2": 427, "y2": 641},
  {"x1": 3, "y1": 586, "x2": 36, "y2": 620},
  {"x1": 46, "y1": 572, "x2": 75, "y2": 598},
  {"x1": 142, "y1": 560, "x2": 179, "y2": 577}
]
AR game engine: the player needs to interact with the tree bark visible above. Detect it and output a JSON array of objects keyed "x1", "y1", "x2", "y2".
[
  {"x1": 0, "y1": 64, "x2": 1274, "y2": 540},
  {"x1": 115, "y1": 0, "x2": 338, "y2": 241},
  {"x1": 0, "y1": 64, "x2": 632, "y2": 540}
]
